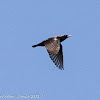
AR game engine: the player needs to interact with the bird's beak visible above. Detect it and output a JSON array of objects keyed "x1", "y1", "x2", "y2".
[{"x1": 68, "y1": 35, "x2": 72, "y2": 37}]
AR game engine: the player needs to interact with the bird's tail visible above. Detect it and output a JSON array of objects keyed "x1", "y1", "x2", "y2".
[
  {"x1": 32, "y1": 44, "x2": 39, "y2": 48},
  {"x1": 32, "y1": 42, "x2": 44, "y2": 48}
]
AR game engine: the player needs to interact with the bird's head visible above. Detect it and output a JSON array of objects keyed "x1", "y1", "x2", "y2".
[{"x1": 59, "y1": 35, "x2": 72, "y2": 42}]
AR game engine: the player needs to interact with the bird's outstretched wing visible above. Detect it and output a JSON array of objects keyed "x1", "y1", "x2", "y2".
[{"x1": 45, "y1": 39, "x2": 63, "y2": 70}]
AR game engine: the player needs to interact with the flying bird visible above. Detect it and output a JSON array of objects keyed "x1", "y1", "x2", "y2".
[{"x1": 32, "y1": 35, "x2": 72, "y2": 70}]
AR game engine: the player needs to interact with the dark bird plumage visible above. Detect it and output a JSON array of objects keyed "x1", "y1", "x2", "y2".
[{"x1": 32, "y1": 35, "x2": 72, "y2": 70}]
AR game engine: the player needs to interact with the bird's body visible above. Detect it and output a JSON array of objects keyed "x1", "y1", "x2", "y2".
[{"x1": 32, "y1": 35, "x2": 72, "y2": 70}]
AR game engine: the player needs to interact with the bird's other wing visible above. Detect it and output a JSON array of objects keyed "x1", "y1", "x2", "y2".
[{"x1": 47, "y1": 44, "x2": 64, "y2": 70}]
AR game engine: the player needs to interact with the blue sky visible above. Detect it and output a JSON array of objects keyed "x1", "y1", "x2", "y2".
[{"x1": 0, "y1": 0, "x2": 100, "y2": 100}]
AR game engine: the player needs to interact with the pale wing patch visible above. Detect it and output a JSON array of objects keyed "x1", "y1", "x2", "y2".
[{"x1": 45, "y1": 38, "x2": 60, "y2": 54}]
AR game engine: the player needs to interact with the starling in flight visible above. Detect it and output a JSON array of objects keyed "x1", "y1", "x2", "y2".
[{"x1": 32, "y1": 35, "x2": 72, "y2": 70}]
